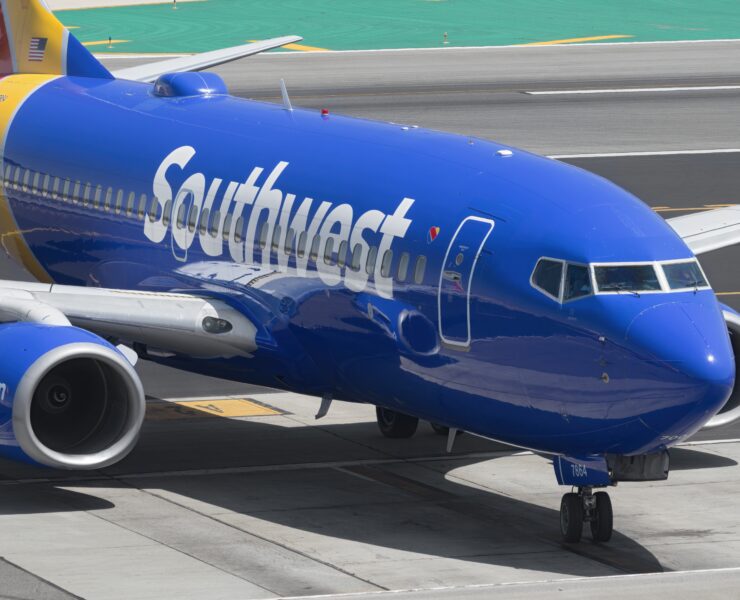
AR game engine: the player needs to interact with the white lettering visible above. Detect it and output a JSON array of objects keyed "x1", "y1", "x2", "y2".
[
  {"x1": 374, "y1": 198, "x2": 415, "y2": 299},
  {"x1": 317, "y1": 203, "x2": 353, "y2": 286},
  {"x1": 146, "y1": 146, "x2": 196, "y2": 243}
]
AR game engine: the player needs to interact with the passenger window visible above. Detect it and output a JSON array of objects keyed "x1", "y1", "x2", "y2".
[
  {"x1": 104, "y1": 187, "x2": 113, "y2": 211},
  {"x1": 72, "y1": 181, "x2": 81, "y2": 203},
  {"x1": 337, "y1": 240, "x2": 349, "y2": 267},
  {"x1": 366, "y1": 246, "x2": 378, "y2": 275},
  {"x1": 297, "y1": 231, "x2": 308, "y2": 258},
  {"x1": 13, "y1": 167, "x2": 21, "y2": 190},
  {"x1": 198, "y1": 208, "x2": 209, "y2": 234},
  {"x1": 32, "y1": 172, "x2": 40, "y2": 194},
  {"x1": 3, "y1": 165, "x2": 11, "y2": 187},
  {"x1": 138, "y1": 194, "x2": 147, "y2": 219},
  {"x1": 162, "y1": 199, "x2": 172, "y2": 226},
  {"x1": 258, "y1": 221, "x2": 269, "y2": 249},
  {"x1": 414, "y1": 255, "x2": 427, "y2": 284},
  {"x1": 52, "y1": 177, "x2": 61, "y2": 200},
  {"x1": 564, "y1": 264, "x2": 592, "y2": 301},
  {"x1": 187, "y1": 204, "x2": 198, "y2": 232},
  {"x1": 397, "y1": 252, "x2": 410, "y2": 282},
  {"x1": 22, "y1": 170, "x2": 31, "y2": 193},
  {"x1": 323, "y1": 238, "x2": 335, "y2": 265},
  {"x1": 350, "y1": 244, "x2": 362, "y2": 271},
  {"x1": 62, "y1": 179, "x2": 71, "y2": 202},
  {"x1": 532, "y1": 258, "x2": 563, "y2": 300},
  {"x1": 42, "y1": 174, "x2": 50, "y2": 197},
  {"x1": 285, "y1": 228, "x2": 296, "y2": 255},
  {"x1": 380, "y1": 249, "x2": 393, "y2": 278},
  {"x1": 93, "y1": 185, "x2": 102, "y2": 209},
  {"x1": 114, "y1": 189, "x2": 123, "y2": 213},
  {"x1": 149, "y1": 197, "x2": 161, "y2": 223},
  {"x1": 222, "y1": 213, "x2": 232, "y2": 241},
  {"x1": 234, "y1": 216, "x2": 244, "y2": 243},
  {"x1": 309, "y1": 235, "x2": 321, "y2": 262},
  {"x1": 176, "y1": 201, "x2": 187, "y2": 229},
  {"x1": 209, "y1": 210, "x2": 220, "y2": 237},
  {"x1": 82, "y1": 183, "x2": 92, "y2": 206},
  {"x1": 271, "y1": 224, "x2": 281, "y2": 252}
]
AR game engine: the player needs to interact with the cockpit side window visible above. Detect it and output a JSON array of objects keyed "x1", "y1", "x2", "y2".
[
  {"x1": 564, "y1": 263, "x2": 592, "y2": 301},
  {"x1": 532, "y1": 258, "x2": 563, "y2": 300}
]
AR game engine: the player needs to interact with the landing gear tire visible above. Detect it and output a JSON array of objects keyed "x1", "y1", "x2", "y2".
[
  {"x1": 589, "y1": 491, "x2": 613, "y2": 542},
  {"x1": 376, "y1": 407, "x2": 419, "y2": 438},
  {"x1": 560, "y1": 492, "x2": 584, "y2": 543}
]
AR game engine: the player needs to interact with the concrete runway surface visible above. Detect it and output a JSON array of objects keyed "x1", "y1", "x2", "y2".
[{"x1": 0, "y1": 41, "x2": 739, "y2": 599}]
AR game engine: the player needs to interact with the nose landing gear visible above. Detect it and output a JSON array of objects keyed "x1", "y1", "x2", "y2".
[{"x1": 560, "y1": 487, "x2": 613, "y2": 543}]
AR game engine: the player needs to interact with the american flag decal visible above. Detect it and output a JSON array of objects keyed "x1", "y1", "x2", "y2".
[{"x1": 28, "y1": 37, "x2": 47, "y2": 62}]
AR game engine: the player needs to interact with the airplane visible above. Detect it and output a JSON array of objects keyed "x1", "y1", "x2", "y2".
[{"x1": 0, "y1": 0, "x2": 737, "y2": 544}]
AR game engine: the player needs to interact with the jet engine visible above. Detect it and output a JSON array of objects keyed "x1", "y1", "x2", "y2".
[
  {"x1": 704, "y1": 309, "x2": 740, "y2": 428},
  {"x1": 0, "y1": 322, "x2": 145, "y2": 469}
]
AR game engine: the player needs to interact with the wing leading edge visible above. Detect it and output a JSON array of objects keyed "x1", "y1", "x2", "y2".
[
  {"x1": 668, "y1": 205, "x2": 740, "y2": 255},
  {"x1": 112, "y1": 35, "x2": 303, "y2": 83},
  {"x1": 0, "y1": 281, "x2": 258, "y2": 358}
]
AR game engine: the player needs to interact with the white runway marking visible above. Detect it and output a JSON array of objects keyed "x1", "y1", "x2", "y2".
[
  {"x1": 550, "y1": 148, "x2": 740, "y2": 159},
  {"x1": 527, "y1": 85, "x2": 740, "y2": 95}
]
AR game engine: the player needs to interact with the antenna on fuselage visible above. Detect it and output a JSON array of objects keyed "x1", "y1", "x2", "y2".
[{"x1": 280, "y1": 78, "x2": 293, "y2": 112}]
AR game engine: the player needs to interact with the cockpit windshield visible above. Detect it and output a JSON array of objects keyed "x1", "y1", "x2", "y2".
[
  {"x1": 594, "y1": 265, "x2": 661, "y2": 293},
  {"x1": 662, "y1": 260, "x2": 708, "y2": 290},
  {"x1": 530, "y1": 258, "x2": 710, "y2": 303}
]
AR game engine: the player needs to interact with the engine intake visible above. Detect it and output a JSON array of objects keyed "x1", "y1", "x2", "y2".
[
  {"x1": 0, "y1": 323, "x2": 145, "y2": 469},
  {"x1": 704, "y1": 310, "x2": 740, "y2": 428}
]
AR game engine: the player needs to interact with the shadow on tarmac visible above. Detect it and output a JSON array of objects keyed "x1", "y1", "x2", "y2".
[{"x1": 0, "y1": 405, "x2": 675, "y2": 578}]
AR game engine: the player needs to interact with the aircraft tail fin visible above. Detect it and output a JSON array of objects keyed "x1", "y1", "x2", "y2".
[{"x1": 0, "y1": 0, "x2": 112, "y2": 79}]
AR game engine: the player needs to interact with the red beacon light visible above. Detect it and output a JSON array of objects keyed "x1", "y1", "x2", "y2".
[{"x1": 321, "y1": 108, "x2": 330, "y2": 116}]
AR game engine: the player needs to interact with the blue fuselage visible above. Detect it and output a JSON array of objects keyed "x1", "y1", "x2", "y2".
[{"x1": 3, "y1": 75, "x2": 734, "y2": 457}]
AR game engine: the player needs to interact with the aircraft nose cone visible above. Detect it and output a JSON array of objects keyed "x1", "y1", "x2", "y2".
[{"x1": 625, "y1": 300, "x2": 735, "y2": 437}]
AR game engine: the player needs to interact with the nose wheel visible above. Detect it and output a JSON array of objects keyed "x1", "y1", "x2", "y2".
[{"x1": 560, "y1": 487, "x2": 613, "y2": 543}]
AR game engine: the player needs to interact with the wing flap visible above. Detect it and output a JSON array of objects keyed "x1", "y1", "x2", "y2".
[
  {"x1": 667, "y1": 205, "x2": 740, "y2": 255},
  {"x1": 113, "y1": 36, "x2": 303, "y2": 83}
]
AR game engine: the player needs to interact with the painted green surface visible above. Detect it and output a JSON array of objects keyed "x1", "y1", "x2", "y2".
[{"x1": 57, "y1": 0, "x2": 740, "y2": 53}]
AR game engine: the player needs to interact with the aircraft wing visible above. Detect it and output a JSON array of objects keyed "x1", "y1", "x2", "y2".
[
  {"x1": 112, "y1": 35, "x2": 303, "y2": 83},
  {"x1": 0, "y1": 280, "x2": 257, "y2": 359},
  {"x1": 667, "y1": 205, "x2": 740, "y2": 255}
]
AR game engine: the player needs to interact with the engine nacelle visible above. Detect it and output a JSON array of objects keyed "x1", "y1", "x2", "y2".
[
  {"x1": 704, "y1": 309, "x2": 740, "y2": 428},
  {"x1": 0, "y1": 322, "x2": 145, "y2": 469}
]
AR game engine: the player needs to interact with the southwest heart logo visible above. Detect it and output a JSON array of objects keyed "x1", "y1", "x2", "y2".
[{"x1": 428, "y1": 226, "x2": 440, "y2": 243}]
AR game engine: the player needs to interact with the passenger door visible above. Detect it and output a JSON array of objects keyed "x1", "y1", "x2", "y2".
[{"x1": 437, "y1": 216, "x2": 495, "y2": 347}]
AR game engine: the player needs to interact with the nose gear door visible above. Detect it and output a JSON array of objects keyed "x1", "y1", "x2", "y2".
[{"x1": 437, "y1": 216, "x2": 494, "y2": 347}]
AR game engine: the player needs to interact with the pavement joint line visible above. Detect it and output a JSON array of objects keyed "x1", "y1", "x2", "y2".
[
  {"x1": 132, "y1": 483, "x2": 389, "y2": 593},
  {"x1": 0, "y1": 556, "x2": 85, "y2": 600},
  {"x1": 527, "y1": 85, "x2": 740, "y2": 95},
  {"x1": 84, "y1": 501, "x2": 281, "y2": 596},
  {"x1": 277, "y1": 565, "x2": 740, "y2": 600},
  {"x1": 551, "y1": 149, "x2": 740, "y2": 159}
]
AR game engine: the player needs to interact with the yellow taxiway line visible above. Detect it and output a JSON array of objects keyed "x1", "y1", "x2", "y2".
[
  {"x1": 82, "y1": 39, "x2": 131, "y2": 47},
  {"x1": 521, "y1": 34, "x2": 633, "y2": 46}
]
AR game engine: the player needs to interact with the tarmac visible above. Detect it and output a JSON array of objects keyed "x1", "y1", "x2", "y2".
[{"x1": 0, "y1": 41, "x2": 739, "y2": 599}]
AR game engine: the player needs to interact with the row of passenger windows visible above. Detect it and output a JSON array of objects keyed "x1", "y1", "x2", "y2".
[
  {"x1": 3, "y1": 165, "x2": 429, "y2": 285},
  {"x1": 3, "y1": 165, "x2": 153, "y2": 220}
]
